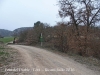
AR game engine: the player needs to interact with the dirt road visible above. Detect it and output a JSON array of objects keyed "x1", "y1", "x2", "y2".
[{"x1": 9, "y1": 45, "x2": 99, "y2": 75}]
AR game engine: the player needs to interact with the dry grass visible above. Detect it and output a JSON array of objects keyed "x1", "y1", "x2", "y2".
[{"x1": 0, "y1": 44, "x2": 24, "y2": 75}]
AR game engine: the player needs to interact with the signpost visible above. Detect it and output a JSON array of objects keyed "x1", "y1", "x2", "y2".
[{"x1": 40, "y1": 33, "x2": 43, "y2": 46}]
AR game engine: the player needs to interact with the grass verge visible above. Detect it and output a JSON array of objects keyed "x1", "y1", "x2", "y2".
[{"x1": 0, "y1": 37, "x2": 14, "y2": 43}]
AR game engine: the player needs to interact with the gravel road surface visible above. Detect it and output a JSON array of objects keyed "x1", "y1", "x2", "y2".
[{"x1": 9, "y1": 45, "x2": 100, "y2": 75}]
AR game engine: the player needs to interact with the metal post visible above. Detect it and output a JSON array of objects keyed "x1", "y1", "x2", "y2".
[{"x1": 41, "y1": 33, "x2": 42, "y2": 46}]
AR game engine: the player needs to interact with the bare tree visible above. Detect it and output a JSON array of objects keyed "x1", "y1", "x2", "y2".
[
  {"x1": 58, "y1": 0, "x2": 100, "y2": 56},
  {"x1": 58, "y1": 0, "x2": 100, "y2": 34}
]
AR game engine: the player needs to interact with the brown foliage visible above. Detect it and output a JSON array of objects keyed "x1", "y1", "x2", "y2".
[
  {"x1": 58, "y1": 0, "x2": 100, "y2": 58},
  {"x1": 17, "y1": 0, "x2": 100, "y2": 59}
]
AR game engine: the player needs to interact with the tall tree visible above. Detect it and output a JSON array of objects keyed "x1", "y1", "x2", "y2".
[
  {"x1": 58, "y1": 0, "x2": 100, "y2": 34},
  {"x1": 58, "y1": 0, "x2": 100, "y2": 56}
]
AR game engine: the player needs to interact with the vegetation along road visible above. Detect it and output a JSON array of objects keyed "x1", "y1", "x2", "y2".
[{"x1": 8, "y1": 45, "x2": 100, "y2": 75}]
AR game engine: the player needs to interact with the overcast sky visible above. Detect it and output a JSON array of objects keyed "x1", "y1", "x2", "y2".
[{"x1": 0, "y1": 0, "x2": 61, "y2": 31}]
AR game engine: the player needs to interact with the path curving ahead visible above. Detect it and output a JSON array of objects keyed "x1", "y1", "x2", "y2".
[{"x1": 9, "y1": 45, "x2": 99, "y2": 75}]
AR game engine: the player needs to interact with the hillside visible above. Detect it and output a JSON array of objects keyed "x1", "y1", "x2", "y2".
[
  {"x1": 13, "y1": 27, "x2": 32, "y2": 33},
  {"x1": 0, "y1": 29, "x2": 12, "y2": 37},
  {"x1": 0, "y1": 27, "x2": 32, "y2": 37},
  {"x1": 13, "y1": 27, "x2": 32, "y2": 36}
]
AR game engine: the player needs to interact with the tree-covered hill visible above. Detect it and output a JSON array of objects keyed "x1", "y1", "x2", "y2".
[
  {"x1": 0, "y1": 27, "x2": 32, "y2": 37},
  {"x1": 0, "y1": 29, "x2": 12, "y2": 37}
]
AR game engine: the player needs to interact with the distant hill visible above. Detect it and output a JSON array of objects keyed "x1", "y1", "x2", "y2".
[
  {"x1": 13, "y1": 27, "x2": 32, "y2": 33},
  {"x1": 13, "y1": 27, "x2": 32, "y2": 36},
  {"x1": 0, "y1": 29, "x2": 12, "y2": 37},
  {"x1": 0, "y1": 27, "x2": 32, "y2": 37}
]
